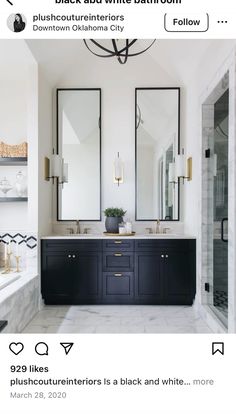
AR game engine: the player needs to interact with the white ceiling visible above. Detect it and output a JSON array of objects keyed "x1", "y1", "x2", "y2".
[
  {"x1": 0, "y1": 39, "x2": 217, "y2": 85},
  {"x1": 146, "y1": 39, "x2": 214, "y2": 80}
]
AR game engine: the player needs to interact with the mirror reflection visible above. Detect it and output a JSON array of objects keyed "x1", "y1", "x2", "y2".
[
  {"x1": 57, "y1": 89, "x2": 101, "y2": 221},
  {"x1": 135, "y1": 88, "x2": 180, "y2": 221}
]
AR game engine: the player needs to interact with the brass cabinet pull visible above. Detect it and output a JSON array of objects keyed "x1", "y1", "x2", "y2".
[
  {"x1": 114, "y1": 241, "x2": 122, "y2": 244},
  {"x1": 114, "y1": 253, "x2": 122, "y2": 257},
  {"x1": 114, "y1": 273, "x2": 123, "y2": 277}
]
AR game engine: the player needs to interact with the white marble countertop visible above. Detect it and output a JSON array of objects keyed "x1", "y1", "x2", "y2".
[{"x1": 41, "y1": 234, "x2": 196, "y2": 240}]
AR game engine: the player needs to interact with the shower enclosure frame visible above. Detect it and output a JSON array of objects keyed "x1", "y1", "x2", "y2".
[{"x1": 199, "y1": 49, "x2": 236, "y2": 333}]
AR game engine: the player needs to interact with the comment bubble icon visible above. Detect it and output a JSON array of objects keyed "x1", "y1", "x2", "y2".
[{"x1": 35, "y1": 342, "x2": 49, "y2": 356}]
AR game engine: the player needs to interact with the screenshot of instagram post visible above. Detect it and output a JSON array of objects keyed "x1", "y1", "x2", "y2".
[{"x1": 0, "y1": 0, "x2": 236, "y2": 418}]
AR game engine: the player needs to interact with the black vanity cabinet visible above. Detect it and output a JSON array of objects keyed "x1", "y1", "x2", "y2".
[
  {"x1": 41, "y1": 238, "x2": 196, "y2": 305},
  {"x1": 41, "y1": 240, "x2": 102, "y2": 304},
  {"x1": 135, "y1": 240, "x2": 196, "y2": 304}
]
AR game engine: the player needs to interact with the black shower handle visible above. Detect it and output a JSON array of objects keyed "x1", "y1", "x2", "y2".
[{"x1": 221, "y1": 218, "x2": 228, "y2": 243}]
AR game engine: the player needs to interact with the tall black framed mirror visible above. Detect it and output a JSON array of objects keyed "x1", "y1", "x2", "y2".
[
  {"x1": 135, "y1": 87, "x2": 180, "y2": 221},
  {"x1": 57, "y1": 88, "x2": 101, "y2": 221}
]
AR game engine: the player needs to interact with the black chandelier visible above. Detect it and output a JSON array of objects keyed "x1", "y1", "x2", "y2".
[{"x1": 83, "y1": 39, "x2": 156, "y2": 65}]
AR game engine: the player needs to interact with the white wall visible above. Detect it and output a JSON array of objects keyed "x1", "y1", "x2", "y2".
[
  {"x1": 53, "y1": 50, "x2": 182, "y2": 231},
  {"x1": 27, "y1": 62, "x2": 39, "y2": 234},
  {"x1": 0, "y1": 41, "x2": 36, "y2": 233},
  {"x1": 0, "y1": 82, "x2": 27, "y2": 144},
  {"x1": 38, "y1": 69, "x2": 53, "y2": 236},
  {"x1": 31, "y1": 39, "x2": 235, "y2": 237}
]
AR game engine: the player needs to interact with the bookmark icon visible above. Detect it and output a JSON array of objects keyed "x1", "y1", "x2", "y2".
[
  {"x1": 212, "y1": 342, "x2": 224, "y2": 356},
  {"x1": 60, "y1": 342, "x2": 74, "y2": 355}
]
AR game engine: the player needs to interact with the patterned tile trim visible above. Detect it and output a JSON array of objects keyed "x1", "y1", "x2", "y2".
[{"x1": 0, "y1": 233, "x2": 37, "y2": 249}]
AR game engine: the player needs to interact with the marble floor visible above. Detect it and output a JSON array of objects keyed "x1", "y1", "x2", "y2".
[{"x1": 23, "y1": 305, "x2": 213, "y2": 334}]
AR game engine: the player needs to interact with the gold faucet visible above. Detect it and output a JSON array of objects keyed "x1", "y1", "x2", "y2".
[
  {"x1": 155, "y1": 219, "x2": 161, "y2": 234},
  {"x1": 162, "y1": 227, "x2": 171, "y2": 234},
  {"x1": 75, "y1": 220, "x2": 80, "y2": 234},
  {"x1": 83, "y1": 227, "x2": 91, "y2": 234},
  {"x1": 66, "y1": 227, "x2": 74, "y2": 235}
]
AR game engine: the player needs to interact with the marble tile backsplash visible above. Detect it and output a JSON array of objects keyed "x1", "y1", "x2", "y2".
[
  {"x1": 0, "y1": 231, "x2": 37, "y2": 271},
  {"x1": 52, "y1": 221, "x2": 185, "y2": 236}
]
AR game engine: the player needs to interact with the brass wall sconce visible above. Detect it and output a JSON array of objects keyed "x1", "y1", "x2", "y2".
[
  {"x1": 186, "y1": 157, "x2": 192, "y2": 181},
  {"x1": 113, "y1": 152, "x2": 124, "y2": 186},
  {"x1": 44, "y1": 154, "x2": 68, "y2": 184},
  {"x1": 176, "y1": 149, "x2": 192, "y2": 183}
]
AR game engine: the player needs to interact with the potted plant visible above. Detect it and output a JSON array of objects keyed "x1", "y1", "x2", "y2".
[{"x1": 104, "y1": 207, "x2": 127, "y2": 233}]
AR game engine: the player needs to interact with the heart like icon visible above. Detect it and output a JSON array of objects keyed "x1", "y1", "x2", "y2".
[{"x1": 9, "y1": 342, "x2": 24, "y2": 355}]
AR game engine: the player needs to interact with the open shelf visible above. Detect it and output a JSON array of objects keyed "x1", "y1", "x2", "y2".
[
  {"x1": 0, "y1": 197, "x2": 28, "y2": 202},
  {"x1": 0, "y1": 157, "x2": 27, "y2": 166}
]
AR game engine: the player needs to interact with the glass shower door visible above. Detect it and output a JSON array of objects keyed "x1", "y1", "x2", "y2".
[
  {"x1": 213, "y1": 91, "x2": 228, "y2": 325},
  {"x1": 203, "y1": 74, "x2": 229, "y2": 327}
]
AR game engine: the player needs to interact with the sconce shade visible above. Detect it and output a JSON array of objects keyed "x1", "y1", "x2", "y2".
[
  {"x1": 51, "y1": 155, "x2": 62, "y2": 178},
  {"x1": 176, "y1": 154, "x2": 185, "y2": 178}
]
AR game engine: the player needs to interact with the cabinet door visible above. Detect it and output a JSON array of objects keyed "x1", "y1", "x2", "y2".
[
  {"x1": 73, "y1": 253, "x2": 102, "y2": 303},
  {"x1": 42, "y1": 253, "x2": 75, "y2": 303},
  {"x1": 135, "y1": 253, "x2": 164, "y2": 303},
  {"x1": 163, "y1": 250, "x2": 195, "y2": 304},
  {"x1": 103, "y1": 272, "x2": 134, "y2": 304},
  {"x1": 42, "y1": 251, "x2": 102, "y2": 304}
]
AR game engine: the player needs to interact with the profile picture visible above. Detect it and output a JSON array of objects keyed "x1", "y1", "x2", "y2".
[{"x1": 7, "y1": 13, "x2": 27, "y2": 33}]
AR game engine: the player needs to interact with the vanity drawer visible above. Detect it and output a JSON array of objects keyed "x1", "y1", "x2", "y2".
[
  {"x1": 102, "y1": 272, "x2": 134, "y2": 303},
  {"x1": 103, "y1": 252, "x2": 134, "y2": 271},
  {"x1": 42, "y1": 239, "x2": 102, "y2": 253},
  {"x1": 103, "y1": 239, "x2": 134, "y2": 251}
]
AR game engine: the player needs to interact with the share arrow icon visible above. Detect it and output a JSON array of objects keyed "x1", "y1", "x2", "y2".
[{"x1": 60, "y1": 343, "x2": 74, "y2": 355}]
